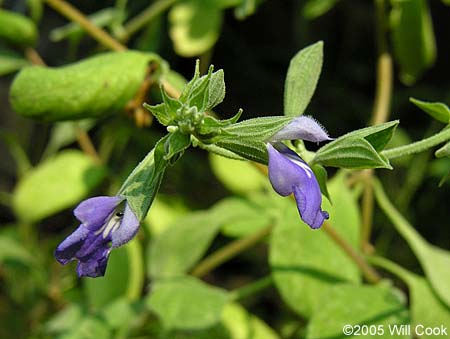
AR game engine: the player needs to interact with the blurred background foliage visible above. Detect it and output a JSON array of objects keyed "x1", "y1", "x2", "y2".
[{"x1": 0, "y1": 0, "x2": 449, "y2": 338}]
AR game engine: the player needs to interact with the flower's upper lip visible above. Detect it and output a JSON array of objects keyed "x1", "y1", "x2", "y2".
[{"x1": 269, "y1": 116, "x2": 332, "y2": 143}]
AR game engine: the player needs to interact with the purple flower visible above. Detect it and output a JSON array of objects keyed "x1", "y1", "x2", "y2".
[
  {"x1": 267, "y1": 116, "x2": 331, "y2": 229},
  {"x1": 55, "y1": 196, "x2": 139, "y2": 277}
]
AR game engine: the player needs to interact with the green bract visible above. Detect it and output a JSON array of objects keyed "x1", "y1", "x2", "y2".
[{"x1": 10, "y1": 51, "x2": 165, "y2": 121}]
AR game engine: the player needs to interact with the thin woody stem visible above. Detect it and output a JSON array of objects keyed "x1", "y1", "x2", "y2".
[
  {"x1": 361, "y1": 0, "x2": 393, "y2": 253},
  {"x1": 190, "y1": 224, "x2": 274, "y2": 278},
  {"x1": 44, "y1": 0, "x2": 127, "y2": 52}
]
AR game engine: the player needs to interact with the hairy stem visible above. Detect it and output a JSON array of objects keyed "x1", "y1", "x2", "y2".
[
  {"x1": 382, "y1": 127, "x2": 450, "y2": 159},
  {"x1": 44, "y1": 0, "x2": 126, "y2": 51},
  {"x1": 322, "y1": 222, "x2": 381, "y2": 283},
  {"x1": 229, "y1": 276, "x2": 274, "y2": 301},
  {"x1": 190, "y1": 224, "x2": 274, "y2": 278},
  {"x1": 120, "y1": 0, "x2": 176, "y2": 42}
]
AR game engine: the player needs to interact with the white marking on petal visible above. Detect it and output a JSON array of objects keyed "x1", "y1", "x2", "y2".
[
  {"x1": 102, "y1": 215, "x2": 122, "y2": 238},
  {"x1": 286, "y1": 155, "x2": 313, "y2": 178}
]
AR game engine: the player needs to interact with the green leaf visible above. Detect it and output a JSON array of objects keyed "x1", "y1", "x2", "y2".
[
  {"x1": 313, "y1": 137, "x2": 392, "y2": 169},
  {"x1": 0, "y1": 9, "x2": 37, "y2": 46},
  {"x1": 10, "y1": 51, "x2": 164, "y2": 121},
  {"x1": 305, "y1": 285, "x2": 410, "y2": 339},
  {"x1": 84, "y1": 239, "x2": 143, "y2": 311},
  {"x1": 164, "y1": 131, "x2": 191, "y2": 161},
  {"x1": 336, "y1": 120, "x2": 399, "y2": 151},
  {"x1": 144, "y1": 195, "x2": 188, "y2": 236},
  {"x1": 12, "y1": 150, "x2": 106, "y2": 222},
  {"x1": 119, "y1": 135, "x2": 169, "y2": 221},
  {"x1": 213, "y1": 196, "x2": 273, "y2": 237},
  {"x1": 410, "y1": 98, "x2": 450, "y2": 124},
  {"x1": 370, "y1": 257, "x2": 450, "y2": 332},
  {"x1": 270, "y1": 173, "x2": 361, "y2": 317},
  {"x1": 0, "y1": 54, "x2": 29, "y2": 76},
  {"x1": 101, "y1": 298, "x2": 136, "y2": 329},
  {"x1": 390, "y1": 0, "x2": 436, "y2": 84},
  {"x1": 284, "y1": 41, "x2": 323, "y2": 116},
  {"x1": 169, "y1": 0, "x2": 223, "y2": 57},
  {"x1": 311, "y1": 164, "x2": 331, "y2": 202},
  {"x1": 374, "y1": 179, "x2": 450, "y2": 308},
  {"x1": 147, "y1": 276, "x2": 229, "y2": 330},
  {"x1": 0, "y1": 235, "x2": 34, "y2": 265},
  {"x1": 44, "y1": 304, "x2": 84, "y2": 335},
  {"x1": 207, "y1": 69, "x2": 226, "y2": 110},
  {"x1": 148, "y1": 211, "x2": 222, "y2": 279},
  {"x1": 303, "y1": 0, "x2": 339, "y2": 19},
  {"x1": 209, "y1": 153, "x2": 267, "y2": 195},
  {"x1": 221, "y1": 303, "x2": 279, "y2": 339},
  {"x1": 435, "y1": 141, "x2": 450, "y2": 158},
  {"x1": 214, "y1": 116, "x2": 293, "y2": 163}
]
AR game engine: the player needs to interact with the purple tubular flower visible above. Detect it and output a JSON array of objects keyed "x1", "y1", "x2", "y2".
[
  {"x1": 54, "y1": 196, "x2": 139, "y2": 277},
  {"x1": 267, "y1": 144, "x2": 329, "y2": 229},
  {"x1": 266, "y1": 117, "x2": 331, "y2": 229},
  {"x1": 270, "y1": 116, "x2": 332, "y2": 143}
]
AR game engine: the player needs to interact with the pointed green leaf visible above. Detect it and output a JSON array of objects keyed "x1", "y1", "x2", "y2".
[
  {"x1": 10, "y1": 51, "x2": 164, "y2": 121},
  {"x1": 335, "y1": 120, "x2": 399, "y2": 151},
  {"x1": 119, "y1": 135, "x2": 169, "y2": 221},
  {"x1": 214, "y1": 116, "x2": 293, "y2": 163},
  {"x1": 410, "y1": 98, "x2": 450, "y2": 124},
  {"x1": 284, "y1": 41, "x2": 323, "y2": 116},
  {"x1": 147, "y1": 276, "x2": 229, "y2": 330},
  {"x1": 306, "y1": 285, "x2": 410, "y2": 338},
  {"x1": 270, "y1": 174, "x2": 361, "y2": 317},
  {"x1": 207, "y1": 69, "x2": 226, "y2": 110},
  {"x1": 314, "y1": 137, "x2": 392, "y2": 169},
  {"x1": 12, "y1": 150, "x2": 106, "y2": 222}
]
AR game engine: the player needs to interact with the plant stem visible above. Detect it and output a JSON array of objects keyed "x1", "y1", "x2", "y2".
[
  {"x1": 229, "y1": 276, "x2": 274, "y2": 301},
  {"x1": 382, "y1": 127, "x2": 450, "y2": 159},
  {"x1": 24, "y1": 48, "x2": 46, "y2": 66},
  {"x1": 74, "y1": 123, "x2": 101, "y2": 163},
  {"x1": 44, "y1": 0, "x2": 127, "y2": 52},
  {"x1": 190, "y1": 224, "x2": 274, "y2": 278},
  {"x1": 120, "y1": 0, "x2": 177, "y2": 42},
  {"x1": 361, "y1": 0, "x2": 393, "y2": 254},
  {"x1": 372, "y1": 178, "x2": 425, "y2": 251},
  {"x1": 322, "y1": 222, "x2": 381, "y2": 283},
  {"x1": 360, "y1": 171, "x2": 375, "y2": 254}
]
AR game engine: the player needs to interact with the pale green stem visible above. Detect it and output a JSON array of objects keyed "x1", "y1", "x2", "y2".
[
  {"x1": 229, "y1": 276, "x2": 273, "y2": 301},
  {"x1": 44, "y1": 0, "x2": 127, "y2": 51},
  {"x1": 381, "y1": 127, "x2": 450, "y2": 159},
  {"x1": 372, "y1": 178, "x2": 426, "y2": 253},
  {"x1": 120, "y1": 0, "x2": 177, "y2": 41},
  {"x1": 125, "y1": 239, "x2": 145, "y2": 301},
  {"x1": 190, "y1": 224, "x2": 274, "y2": 278},
  {"x1": 367, "y1": 256, "x2": 412, "y2": 283}
]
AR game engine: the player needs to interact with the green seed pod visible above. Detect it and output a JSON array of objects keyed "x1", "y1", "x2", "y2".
[
  {"x1": 0, "y1": 9, "x2": 38, "y2": 47},
  {"x1": 10, "y1": 51, "x2": 165, "y2": 121}
]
